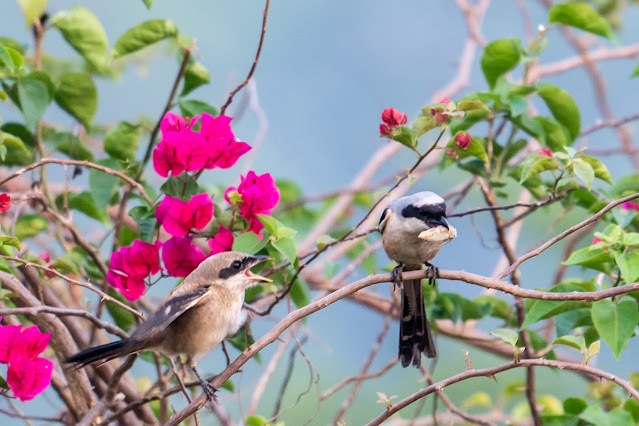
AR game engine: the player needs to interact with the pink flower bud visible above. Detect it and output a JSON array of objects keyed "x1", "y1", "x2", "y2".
[
  {"x1": 455, "y1": 133, "x2": 471, "y2": 150},
  {"x1": 537, "y1": 148, "x2": 553, "y2": 158},
  {"x1": 381, "y1": 108, "x2": 407, "y2": 126},
  {"x1": 0, "y1": 193, "x2": 10, "y2": 213}
]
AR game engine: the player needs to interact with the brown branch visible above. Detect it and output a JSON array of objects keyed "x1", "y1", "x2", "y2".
[
  {"x1": 320, "y1": 358, "x2": 398, "y2": 402},
  {"x1": 0, "y1": 158, "x2": 152, "y2": 206},
  {"x1": 219, "y1": 0, "x2": 270, "y2": 116},
  {"x1": 366, "y1": 358, "x2": 639, "y2": 425},
  {"x1": 580, "y1": 112, "x2": 639, "y2": 137},
  {"x1": 499, "y1": 192, "x2": 639, "y2": 280}
]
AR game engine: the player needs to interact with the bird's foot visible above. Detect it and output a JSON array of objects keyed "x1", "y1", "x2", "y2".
[
  {"x1": 192, "y1": 366, "x2": 218, "y2": 401},
  {"x1": 425, "y1": 263, "x2": 439, "y2": 286},
  {"x1": 390, "y1": 265, "x2": 404, "y2": 291}
]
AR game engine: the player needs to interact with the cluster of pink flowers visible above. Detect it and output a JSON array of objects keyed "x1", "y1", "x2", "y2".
[
  {"x1": 431, "y1": 97, "x2": 452, "y2": 124},
  {"x1": 107, "y1": 112, "x2": 280, "y2": 300},
  {"x1": 0, "y1": 318, "x2": 52, "y2": 402},
  {"x1": 379, "y1": 108, "x2": 407, "y2": 137},
  {"x1": 152, "y1": 112, "x2": 250, "y2": 177}
]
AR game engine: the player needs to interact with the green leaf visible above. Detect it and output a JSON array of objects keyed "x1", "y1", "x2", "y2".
[
  {"x1": 519, "y1": 155, "x2": 558, "y2": 183},
  {"x1": 113, "y1": 19, "x2": 179, "y2": 59},
  {"x1": 521, "y1": 284, "x2": 589, "y2": 329},
  {"x1": 159, "y1": 175, "x2": 201, "y2": 200},
  {"x1": 388, "y1": 126, "x2": 415, "y2": 149},
  {"x1": 411, "y1": 116, "x2": 438, "y2": 140},
  {"x1": 490, "y1": 328, "x2": 519, "y2": 347},
  {"x1": 54, "y1": 73, "x2": 98, "y2": 129},
  {"x1": 104, "y1": 122, "x2": 141, "y2": 162},
  {"x1": 0, "y1": 43, "x2": 15, "y2": 72},
  {"x1": 0, "y1": 375, "x2": 8, "y2": 390},
  {"x1": 16, "y1": 75, "x2": 53, "y2": 129},
  {"x1": 537, "y1": 84, "x2": 580, "y2": 141},
  {"x1": 625, "y1": 399, "x2": 639, "y2": 423},
  {"x1": 289, "y1": 279, "x2": 310, "y2": 309},
  {"x1": 507, "y1": 94, "x2": 528, "y2": 117},
  {"x1": 15, "y1": 214, "x2": 48, "y2": 240},
  {"x1": 51, "y1": 6, "x2": 109, "y2": 71},
  {"x1": 128, "y1": 206, "x2": 157, "y2": 243},
  {"x1": 510, "y1": 113, "x2": 546, "y2": 145},
  {"x1": 0, "y1": 236, "x2": 21, "y2": 250},
  {"x1": 534, "y1": 117, "x2": 569, "y2": 152},
  {"x1": 633, "y1": 63, "x2": 639, "y2": 78},
  {"x1": 553, "y1": 334, "x2": 585, "y2": 351},
  {"x1": 465, "y1": 136, "x2": 488, "y2": 162},
  {"x1": 17, "y1": 0, "x2": 47, "y2": 27},
  {"x1": 106, "y1": 292, "x2": 136, "y2": 332},
  {"x1": 181, "y1": 62, "x2": 210, "y2": 96},
  {"x1": 580, "y1": 155, "x2": 612, "y2": 184},
  {"x1": 572, "y1": 158, "x2": 595, "y2": 190},
  {"x1": 245, "y1": 415, "x2": 268, "y2": 426},
  {"x1": 592, "y1": 299, "x2": 639, "y2": 359},
  {"x1": 563, "y1": 397, "x2": 588, "y2": 415},
  {"x1": 256, "y1": 214, "x2": 278, "y2": 235},
  {"x1": 563, "y1": 246, "x2": 613, "y2": 273},
  {"x1": 47, "y1": 131, "x2": 94, "y2": 161},
  {"x1": 548, "y1": 3, "x2": 616, "y2": 41},
  {"x1": 581, "y1": 405, "x2": 635, "y2": 426},
  {"x1": 58, "y1": 192, "x2": 110, "y2": 224},
  {"x1": 480, "y1": 38, "x2": 522, "y2": 89},
  {"x1": 456, "y1": 100, "x2": 489, "y2": 112},
  {"x1": 615, "y1": 251, "x2": 639, "y2": 285},
  {"x1": 232, "y1": 232, "x2": 269, "y2": 254},
  {"x1": 271, "y1": 237, "x2": 297, "y2": 266},
  {"x1": 179, "y1": 99, "x2": 219, "y2": 118},
  {"x1": 89, "y1": 159, "x2": 120, "y2": 209}
]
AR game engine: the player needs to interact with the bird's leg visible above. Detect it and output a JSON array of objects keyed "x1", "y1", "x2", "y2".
[
  {"x1": 191, "y1": 363, "x2": 218, "y2": 401},
  {"x1": 424, "y1": 262, "x2": 439, "y2": 286},
  {"x1": 390, "y1": 264, "x2": 404, "y2": 291}
]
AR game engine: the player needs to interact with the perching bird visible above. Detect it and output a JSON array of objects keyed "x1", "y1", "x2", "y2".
[
  {"x1": 378, "y1": 191, "x2": 456, "y2": 367},
  {"x1": 67, "y1": 251, "x2": 271, "y2": 399}
]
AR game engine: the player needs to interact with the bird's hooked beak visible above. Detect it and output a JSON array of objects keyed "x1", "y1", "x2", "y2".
[
  {"x1": 428, "y1": 215, "x2": 450, "y2": 229},
  {"x1": 244, "y1": 255, "x2": 272, "y2": 282}
]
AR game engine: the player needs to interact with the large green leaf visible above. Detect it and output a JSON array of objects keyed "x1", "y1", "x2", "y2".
[
  {"x1": 615, "y1": 251, "x2": 639, "y2": 285},
  {"x1": 591, "y1": 299, "x2": 638, "y2": 359},
  {"x1": 15, "y1": 73, "x2": 54, "y2": 129},
  {"x1": 480, "y1": 38, "x2": 522, "y2": 89},
  {"x1": 51, "y1": 6, "x2": 109, "y2": 71},
  {"x1": 54, "y1": 73, "x2": 98, "y2": 129},
  {"x1": 521, "y1": 284, "x2": 590, "y2": 329},
  {"x1": 89, "y1": 159, "x2": 121, "y2": 209},
  {"x1": 548, "y1": 3, "x2": 616, "y2": 41},
  {"x1": 104, "y1": 121, "x2": 141, "y2": 162},
  {"x1": 537, "y1": 83, "x2": 580, "y2": 141},
  {"x1": 534, "y1": 117, "x2": 569, "y2": 152},
  {"x1": 57, "y1": 192, "x2": 110, "y2": 224},
  {"x1": 47, "y1": 131, "x2": 95, "y2": 161},
  {"x1": 581, "y1": 405, "x2": 635, "y2": 426},
  {"x1": 563, "y1": 246, "x2": 613, "y2": 273},
  {"x1": 113, "y1": 19, "x2": 179, "y2": 59}
]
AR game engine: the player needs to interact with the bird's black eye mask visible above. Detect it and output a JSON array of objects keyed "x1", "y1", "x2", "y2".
[
  {"x1": 218, "y1": 256, "x2": 256, "y2": 279},
  {"x1": 401, "y1": 203, "x2": 447, "y2": 227}
]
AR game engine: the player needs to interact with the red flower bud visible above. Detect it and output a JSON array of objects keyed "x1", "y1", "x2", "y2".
[
  {"x1": 455, "y1": 132, "x2": 471, "y2": 150},
  {"x1": 537, "y1": 148, "x2": 553, "y2": 158},
  {"x1": 381, "y1": 108, "x2": 407, "y2": 126},
  {"x1": 440, "y1": 97, "x2": 451, "y2": 105},
  {"x1": 0, "y1": 193, "x2": 10, "y2": 213}
]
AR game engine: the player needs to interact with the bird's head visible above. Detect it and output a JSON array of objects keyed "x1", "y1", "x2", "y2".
[
  {"x1": 398, "y1": 191, "x2": 450, "y2": 231},
  {"x1": 187, "y1": 251, "x2": 272, "y2": 291}
]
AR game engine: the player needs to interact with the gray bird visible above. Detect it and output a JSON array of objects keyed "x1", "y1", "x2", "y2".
[
  {"x1": 67, "y1": 251, "x2": 271, "y2": 399},
  {"x1": 379, "y1": 191, "x2": 456, "y2": 367}
]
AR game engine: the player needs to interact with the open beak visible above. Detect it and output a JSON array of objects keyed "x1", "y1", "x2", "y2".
[
  {"x1": 428, "y1": 216, "x2": 450, "y2": 229},
  {"x1": 245, "y1": 255, "x2": 272, "y2": 282}
]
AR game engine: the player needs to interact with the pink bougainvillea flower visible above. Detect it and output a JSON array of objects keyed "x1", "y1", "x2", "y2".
[
  {"x1": 161, "y1": 237, "x2": 206, "y2": 277},
  {"x1": 121, "y1": 240, "x2": 161, "y2": 277},
  {"x1": 0, "y1": 324, "x2": 51, "y2": 364},
  {"x1": 199, "y1": 114, "x2": 251, "y2": 170},
  {"x1": 537, "y1": 148, "x2": 553, "y2": 158},
  {"x1": 7, "y1": 357, "x2": 53, "y2": 402},
  {"x1": 381, "y1": 108, "x2": 407, "y2": 126},
  {"x1": 379, "y1": 124, "x2": 393, "y2": 137},
  {"x1": 455, "y1": 133, "x2": 471, "y2": 150},
  {"x1": 621, "y1": 201, "x2": 639, "y2": 212},
  {"x1": 38, "y1": 252, "x2": 56, "y2": 278},
  {"x1": 225, "y1": 171, "x2": 280, "y2": 236},
  {"x1": 440, "y1": 97, "x2": 451, "y2": 105},
  {"x1": 0, "y1": 193, "x2": 10, "y2": 213},
  {"x1": 160, "y1": 111, "x2": 188, "y2": 134},
  {"x1": 153, "y1": 130, "x2": 208, "y2": 178},
  {"x1": 430, "y1": 108, "x2": 448, "y2": 124},
  {"x1": 208, "y1": 226, "x2": 235, "y2": 255},
  {"x1": 156, "y1": 193, "x2": 213, "y2": 237},
  {"x1": 106, "y1": 270, "x2": 147, "y2": 301}
]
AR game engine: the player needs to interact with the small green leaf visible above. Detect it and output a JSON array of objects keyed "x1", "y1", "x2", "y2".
[
  {"x1": 592, "y1": 299, "x2": 639, "y2": 359},
  {"x1": 519, "y1": 155, "x2": 558, "y2": 183},
  {"x1": 521, "y1": 284, "x2": 589, "y2": 329},
  {"x1": 537, "y1": 83, "x2": 580, "y2": 141},
  {"x1": 0, "y1": 236, "x2": 21, "y2": 250},
  {"x1": 58, "y1": 192, "x2": 110, "y2": 224},
  {"x1": 113, "y1": 19, "x2": 179, "y2": 59},
  {"x1": 271, "y1": 237, "x2": 297, "y2": 266},
  {"x1": 548, "y1": 3, "x2": 616, "y2": 41},
  {"x1": 106, "y1": 292, "x2": 136, "y2": 332},
  {"x1": 490, "y1": 328, "x2": 519, "y2": 347},
  {"x1": 465, "y1": 136, "x2": 488, "y2": 162},
  {"x1": 289, "y1": 279, "x2": 310, "y2": 309},
  {"x1": 0, "y1": 375, "x2": 9, "y2": 390},
  {"x1": 507, "y1": 94, "x2": 528, "y2": 117},
  {"x1": 181, "y1": 62, "x2": 210, "y2": 96},
  {"x1": 17, "y1": 0, "x2": 47, "y2": 27},
  {"x1": 51, "y1": 6, "x2": 109, "y2": 71},
  {"x1": 316, "y1": 234, "x2": 335, "y2": 250},
  {"x1": 15, "y1": 214, "x2": 48, "y2": 240},
  {"x1": 179, "y1": 99, "x2": 219, "y2": 118},
  {"x1": 563, "y1": 397, "x2": 587, "y2": 415},
  {"x1": 89, "y1": 159, "x2": 120, "y2": 209},
  {"x1": 245, "y1": 415, "x2": 268, "y2": 426},
  {"x1": 563, "y1": 246, "x2": 613, "y2": 272},
  {"x1": 456, "y1": 100, "x2": 489, "y2": 112},
  {"x1": 633, "y1": 63, "x2": 639, "y2": 78},
  {"x1": 572, "y1": 158, "x2": 595, "y2": 190},
  {"x1": 104, "y1": 121, "x2": 141, "y2": 162},
  {"x1": 615, "y1": 252, "x2": 639, "y2": 284},
  {"x1": 553, "y1": 335, "x2": 585, "y2": 351},
  {"x1": 54, "y1": 72, "x2": 98, "y2": 129},
  {"x1": 581, "y1": 405, "x2": 635, "y2": 426},
  {"x1": 411, "y1": 116, "x2": 438, "y2": 140},
  {"x1": 256, "y1": 214, "x2": 278, "y2": 235},
  {"x1": 128, "y1": 206, "x2": 157, "y2": 243},
  {"x1": 0, "y1": 43, "x2": 15, "y2": 72},
  {"x1": 159, "y1": 175, "x2": 200, "y2": 200},
  {"x1": 534, "y1": 117, "x2": 569, "y2": 152},
  {"x1": 580, "y1": 155, "x2": 612, "y2": 184},
  {"x1": 16, "y1": 75, "x2": 53, "y2": 129},
  {"x1": 142, "y1": 0, "x2": 153, "y2": 9},
  {"x1": 48, "y1": 131, "x2": 95, "y2": 161},
  {"x1": 388, "y1": 126, "x2": 415, "y2": 149},
  {"x1": 480, "y1": 38, "x2": 522, "y2": 89},
  {"x1": 232, "y1": 232, "x2": 269, "y2": 254},
  {"x1": 462, "y1": 392, "x2": 492, "y2": 409}
]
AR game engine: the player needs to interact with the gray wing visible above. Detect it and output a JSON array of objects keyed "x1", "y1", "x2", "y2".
[{"x1": 130, "y1": 286, "x2": 211, "y2": 344}]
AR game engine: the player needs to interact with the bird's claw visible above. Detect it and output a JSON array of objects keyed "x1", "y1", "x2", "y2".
[
  {"x1": 201, "y1": 380, "x2": 218, "y2": 401},
  {"x1": 425, "y1": 263, "x2": 439, "y2": 286},
  {"x1": 391, "y1": 265, "x2": 404, "y2": 291}
]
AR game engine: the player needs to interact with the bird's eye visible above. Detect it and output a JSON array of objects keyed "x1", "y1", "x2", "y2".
[{"x1": 231, "y1": 260, "x2": 242, "y2": 270}]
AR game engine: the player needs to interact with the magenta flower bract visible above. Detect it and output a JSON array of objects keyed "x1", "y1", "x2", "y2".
[
  {"x1": 621, "y1": 201, "x2": 639, "y2": 212},
  {"x1": 152, "y1": 112, "x2": 208, "y2": 178},
  {"x1": 107, "y1": 240, "x2": 161, "y2": 301},
  {"x1": 7, "y1": 358, "x2": 54, "y2": 402},
  {"x1": 162, "y1": 237, "x2": 206, "y2": 277},
  {"x1": 225, "y1": 171, "x2": 280, "y2": 236},
  {"x1": 0, "y1": 193, "x2": 10, "y2": 213},
  {"x1": 156, "y1": 193, "x2": 213, "y2": 237},
  {"x1": 537, "y1": 148, "x2": 553, "y2": 158},
  {"x1": 208, "y1": 226, "x2": 235, "y2": 255},
  {"x1": 200, "y1": 114, "x2": 251, "y2": 170}
]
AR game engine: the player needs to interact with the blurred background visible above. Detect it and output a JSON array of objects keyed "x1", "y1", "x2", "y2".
[{"x1": 2, "y1": 1, "x2": 639, "y2": 424}]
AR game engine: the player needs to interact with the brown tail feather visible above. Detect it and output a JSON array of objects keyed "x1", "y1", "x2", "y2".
[{"x1": 399, "y1": 272, "x2": 436, "y2": 368}]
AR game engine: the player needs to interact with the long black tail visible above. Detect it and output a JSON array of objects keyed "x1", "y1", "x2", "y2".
[
  {"x1": 66, "y1": 340, "x2": 132, "y2": 367},
  {"x1": 399, "y1": 278, "x2": 436, "y2": 368}
]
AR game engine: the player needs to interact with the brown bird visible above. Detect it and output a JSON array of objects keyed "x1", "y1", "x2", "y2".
[
  {"x1": 379, "y1": 191, "x2": 456, "y2": 367},
  {"x1": 67, "y1": 251, "x2": 271, "y2": 399}
]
